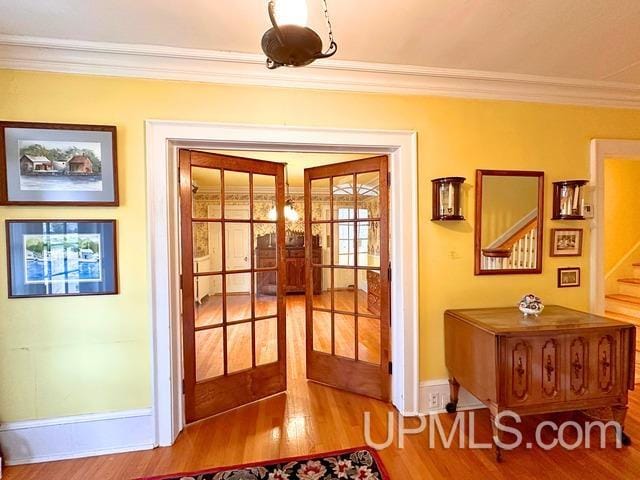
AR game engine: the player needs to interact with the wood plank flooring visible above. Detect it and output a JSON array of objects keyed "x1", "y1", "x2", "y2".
[
  {"x1": 195, "y1": 291, "x2": 380, "y2": 380},
  {"x1": 5, "y1": 296, "x2": 640, "y2": 479}
]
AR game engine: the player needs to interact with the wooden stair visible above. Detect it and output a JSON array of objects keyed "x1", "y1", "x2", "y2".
[
  {"x1": 606, "y1": 294, "x2": 640, "y2": 317},
  {"x1": 618, "y1": 278, "x2": 640, "y2": 297},
  {"x1": 606, "y1": 261, "x2": 640, "y2": 383}
]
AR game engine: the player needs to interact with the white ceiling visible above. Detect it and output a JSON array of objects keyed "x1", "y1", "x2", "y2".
[{"x1": 1, "y1": 0, "x2": 639, "y2": 83}]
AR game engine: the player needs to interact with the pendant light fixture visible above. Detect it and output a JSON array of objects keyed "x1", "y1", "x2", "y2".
[
  {"x1": 268, "y1": 163, "x2": 300, "y2": 222},
  {"x1": 262, "y1": 0, "x2": 337, "y2": 69}
]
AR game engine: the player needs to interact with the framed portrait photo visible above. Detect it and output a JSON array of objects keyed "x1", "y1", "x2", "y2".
[
  {"x1": 0, "y1": 121, "x2": 118, "y2": 205},
  {"x1": 558, "y1": 267, "x2": 581, "y2": 288},
  {"x1": 550, "y1": 228, "x2": 583, "y2": 257},
  {"x1": 6, "y1": 220, "x2": 118, "y2": 298}
]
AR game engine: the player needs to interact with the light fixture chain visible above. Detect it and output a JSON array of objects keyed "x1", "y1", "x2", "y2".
[{"x1": 322, "y1": 0, "x2": 334, "y2": 45}]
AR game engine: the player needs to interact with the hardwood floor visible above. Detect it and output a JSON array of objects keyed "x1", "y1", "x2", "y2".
[
  {"x1": 195, "y1": 291, "x2": 380, "y2": 380},
  {"x1": 5, "y1": 296, "x2": 640, "y2": 479}
]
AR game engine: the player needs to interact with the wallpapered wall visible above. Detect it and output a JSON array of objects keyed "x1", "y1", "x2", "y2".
[{"x1": 192, "y1": 192, "x2": 380, "y2": 257}]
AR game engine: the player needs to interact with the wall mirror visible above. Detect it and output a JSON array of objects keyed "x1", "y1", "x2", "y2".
[{"x1": 475, "y1": 170, "x2": 544, "y2": 275}]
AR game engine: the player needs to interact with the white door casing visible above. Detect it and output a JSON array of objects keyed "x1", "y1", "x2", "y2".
[
  {"x1": 145, "y1": 121, "x2": 418, "y2": 447},
  {"x1": 589, "y1": 139, "x2": 640, "y2": 314}
]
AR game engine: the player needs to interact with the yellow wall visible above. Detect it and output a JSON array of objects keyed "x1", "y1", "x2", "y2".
[
  {"x1": 604, "y1": 158, "x2": 640, "y2": 273},
  {"x1": 1, "y1": 69, "x2": 640, "y2": 422}
]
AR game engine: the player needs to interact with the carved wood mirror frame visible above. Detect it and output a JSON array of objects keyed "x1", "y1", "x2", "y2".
[{"x1": 474, "y1": 169, "x2": 545, "y2": 276}]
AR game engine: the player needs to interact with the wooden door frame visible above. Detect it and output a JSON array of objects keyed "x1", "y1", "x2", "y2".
[{"x1": 145, "y1": 121, "x2": 419, "y2": 447}]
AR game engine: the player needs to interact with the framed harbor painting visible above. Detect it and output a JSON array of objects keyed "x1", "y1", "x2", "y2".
[
  {"x1": 0, "y1": 122, "x2": 118, "y2": 205},
  {"x1": 5, "y1": 220, "x2": 118, "y2": 298}
]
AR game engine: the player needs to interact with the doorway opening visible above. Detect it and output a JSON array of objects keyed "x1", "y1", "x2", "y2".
[
  {"x1": 601, "y1": 156, "x2": 640, "y2": 384},
  {"x1": 179, "y1": 149, "x2": 391, "y2": 422},
  {"x1": 145, "y1": 121, "x2": 418, "y2": 446}
]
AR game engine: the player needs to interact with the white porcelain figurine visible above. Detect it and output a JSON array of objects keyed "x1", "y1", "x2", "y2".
[{"x1": 518, "y1": 294, "x2": 544, "y2": 317}]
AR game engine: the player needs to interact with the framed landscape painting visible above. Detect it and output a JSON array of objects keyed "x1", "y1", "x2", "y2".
[
  {"x1": 0, "y1": 122, "x2": 118, "y2": 205},
  {"x1": 6, "y1": 220, "x2": 118, "y2": 298}
]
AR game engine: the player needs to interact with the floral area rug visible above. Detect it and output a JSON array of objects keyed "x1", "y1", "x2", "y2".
[{"x1": 136, "y1": 447, "x2": 389, "y2": 480}]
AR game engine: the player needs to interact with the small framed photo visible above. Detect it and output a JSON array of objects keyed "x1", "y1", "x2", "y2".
[
  {"x1": 6, "y1": 220, "x2": 118, "y2": 298},
  {"x1": 0, "y1": 121, "x2": 118, "y2": 205},
  {"x1": 550, "y1": 228, "x2": 583, "y2": 257},
  {"x1": 558, "y1": 267, "x2": 581, "y2": 288}
]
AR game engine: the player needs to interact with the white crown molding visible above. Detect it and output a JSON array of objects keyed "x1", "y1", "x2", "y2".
[{"x1": 1, "y1": 34, "x2": 639, "y2": 108}]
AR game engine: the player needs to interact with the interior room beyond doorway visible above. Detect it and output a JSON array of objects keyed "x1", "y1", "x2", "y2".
[{"x1": 190, "y1": 150, "x2": 387, "y2": 389}]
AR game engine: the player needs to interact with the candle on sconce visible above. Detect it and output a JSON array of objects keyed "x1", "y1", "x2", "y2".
[
  {"x1": 572, "y1": 185, "x2": 580, "y2": 213},
  {"x1": 552, "y1": 180, "x2": 588, "y2": 220}
]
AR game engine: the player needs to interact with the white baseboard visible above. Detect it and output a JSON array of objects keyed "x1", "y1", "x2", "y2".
[
  {"x1": 0, "y1": 408, "x2": 155, "y2": 466},
  {"x1": 419, "y1": 380, "x2": 486, "y2": 415}
]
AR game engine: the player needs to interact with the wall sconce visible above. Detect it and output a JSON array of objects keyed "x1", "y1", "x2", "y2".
[
  {"x1": 431, "y1": 177, "x2": 465, "y2": 221},
  {"x1": 552, "y1": 180, "x2": 588, "y2": 220}
]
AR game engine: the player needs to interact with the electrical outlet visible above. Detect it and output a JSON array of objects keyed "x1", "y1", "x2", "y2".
[{"x1": 428, "y1": 392, "x2": 440, "y2": 409}]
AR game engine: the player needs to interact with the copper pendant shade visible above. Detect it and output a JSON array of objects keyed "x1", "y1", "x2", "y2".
[{"x1": 262, "y1": 0, "x2": 337, "y2": 69}]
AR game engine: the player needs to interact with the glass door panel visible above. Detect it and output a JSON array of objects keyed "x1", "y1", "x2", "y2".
[
  {"x1": 335, "y1": 313, "x2": 356, "y2": 359},
  {"x1": 305, "y1": 156, "x2": 390, "y2": 401},
  {"x1": 333, "y1": 267, "x2": 356, "y2": 313},
  {"x1": 192, "y1": 221, "x2": 222, "y2": 273},
  {"x1": 312, "y1": 267, "x2": 332, "y2": 309},
  {"x1": 223, "y1": 170, "x2": 250, "y2": 219},
  {"x1": 253, "y1": 174, "x2": 277, "y2": 221},
  {"x1": 180, "y1": 149, "x2": 286, "y2": 423},
  {"x1": 194, "y1": 274, "x2": 223, "y2": 327},
  {"x1": 191, "y1": 167, "x2": 221, "y2": 218},
  {"x1": 333, "y1": 174, "x2": 355, "y2": 220},
  {"x1": 356, "y1": 171, "x2": 380, "y2": 219},
  {"x1": 254, "y1": 272, "x2": 278, "y2": 317},
  {"x1": 224, "y1": 222, "x2": 250, "y2": 272},
  {"x1": 311, "y1": 178, "x2": 331, "y2": 221}
]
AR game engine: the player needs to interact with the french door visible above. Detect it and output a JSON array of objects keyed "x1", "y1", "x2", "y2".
[
  {"x1": 180, "y1": 150, "x2": 287, "y2": 422},
  {"x1": 304, "y1": 156, "x2": 390, "y2": 401}
]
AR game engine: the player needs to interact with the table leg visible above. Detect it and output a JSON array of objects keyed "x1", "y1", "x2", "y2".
[
  {"x1": 489, "y1": 406, "x2": 503, "y2": 462},
  {"x1": 612, "y1": 405, "x2": 631, "y2": 446},
  {"x1": 445, "y1": 377, "x2": 460, "y2": 413}
]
